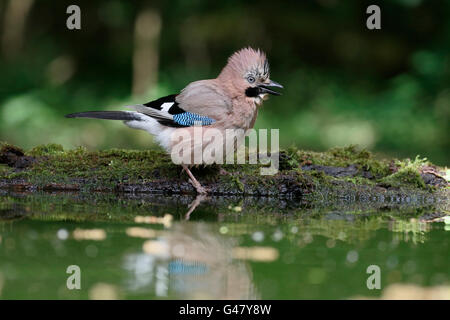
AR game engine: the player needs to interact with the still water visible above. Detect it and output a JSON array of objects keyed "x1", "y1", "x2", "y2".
[{"x1": 0, "y1": 191, "x2": 448, "y2": 299}]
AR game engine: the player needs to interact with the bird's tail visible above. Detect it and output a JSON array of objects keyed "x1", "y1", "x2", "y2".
[{"x1": 65, "y1": 111, "x2": 141, "y2": 121}]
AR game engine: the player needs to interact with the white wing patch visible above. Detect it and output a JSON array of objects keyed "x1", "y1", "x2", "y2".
[
  {"x1": 127, "y1": 104, "x2": 174, "y2": 120},
  {"x1": 160, "y1": 102, "x2": 174, "y2": 113},
  {"x1": 123, "y1": 112, "x2": 175, "y2": 151}
]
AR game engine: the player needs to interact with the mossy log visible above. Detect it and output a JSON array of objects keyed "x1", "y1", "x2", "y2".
[{"x1": 0, "y1": 143, "x2": 448, "y2": 203}]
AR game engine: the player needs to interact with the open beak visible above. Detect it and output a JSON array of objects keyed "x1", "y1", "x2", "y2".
[{"x1": 258, "y1": 80, "x2": 283, "y2": 96}]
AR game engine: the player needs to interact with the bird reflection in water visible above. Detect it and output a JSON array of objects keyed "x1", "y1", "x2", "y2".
[{"x1": 123, "y1": 222, "x2": 258, "y2": 299}]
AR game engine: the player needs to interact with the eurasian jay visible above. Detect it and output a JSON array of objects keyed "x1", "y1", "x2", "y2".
[{"x1": 66, "y1": 47, "x2": 283, "y2": 194}]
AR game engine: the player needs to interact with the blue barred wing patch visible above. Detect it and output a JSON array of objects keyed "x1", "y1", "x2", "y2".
[{"x1": 173, "y1": 112, "x2": 216, "y2": 126}]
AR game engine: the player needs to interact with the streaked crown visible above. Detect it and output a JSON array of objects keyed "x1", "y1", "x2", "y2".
[{"x1": 219, "y1": 47, "x2": 269, "y2": 81}]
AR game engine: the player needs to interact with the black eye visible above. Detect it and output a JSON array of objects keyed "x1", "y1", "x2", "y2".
[{"x1": 247, "y1": 76, "x2": 255, "y2": 84}]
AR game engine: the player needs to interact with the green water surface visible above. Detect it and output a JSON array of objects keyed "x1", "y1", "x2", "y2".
[{"x1": 0, "y1": 191, "x2": 448, "y2": 299}]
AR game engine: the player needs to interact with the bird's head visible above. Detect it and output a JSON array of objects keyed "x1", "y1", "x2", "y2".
[{"x1": 218, "y1": 47, "x2": 283, "y2": 105}]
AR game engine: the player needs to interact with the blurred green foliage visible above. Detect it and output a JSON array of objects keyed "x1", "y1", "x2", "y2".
[{"x1": 0, "y1": 0, "x2": 448, "y2": 164}]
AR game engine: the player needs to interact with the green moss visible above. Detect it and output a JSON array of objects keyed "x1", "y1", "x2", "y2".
[
  {"x1": 378, "y1": 156, "x2": 430, "y2": 190},
  {"x1": 395, "y1": 155, "x2": 429, "y2": 171},
  {"x1": 0, "y1": 143, "x2": 444, "y2": 194},
  {"x1": 280, "y1": 147, "x2": 300, "y2": 170},
  {"x1": 295, "y1": 170, "x2": 312, "y2": 185},
  {"x1": 291, "y1": 146, "x2": 440, "y2": 190},
  {"x1": 379, "y1": 167, "x2": 427, "y2": 189},
  {"x1": 27, "y1": 143, "x2": 64, "y2": 156},
  {"x1": 305, "y1": 169, "x2": 333, "y2": 188},
  {"x1": 344, "y1": 176, "x2": 375, "y2": 186},
  {"x1": 308, "y1": 169, "x2": 327, "y2": 181},
  {"x1": 2, "y1": 145, "x2": 181, "y2": 190},
  {"x1": 231, "y1": 176, "x2": 245, "y2": 192},
  {"x1": 294, "y1": 145, "x2": 391, "y2": 178},
  {"x1": 0, "y1": 164, "x2": 9, "y2": 174}
]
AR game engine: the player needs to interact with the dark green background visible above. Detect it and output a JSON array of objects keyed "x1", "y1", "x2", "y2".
[{"x1": 0, "y1": 0, "x2": 448, "y2": 164}]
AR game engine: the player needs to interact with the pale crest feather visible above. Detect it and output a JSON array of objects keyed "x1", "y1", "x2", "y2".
[{"x1": 219, "y1": 47, "x2": 268, "y2": 78}]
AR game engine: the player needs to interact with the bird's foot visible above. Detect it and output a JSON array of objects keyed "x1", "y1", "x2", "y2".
[
  {"x1": 188, "y1": 178, "x2": 208, "y2": 195},
  {"x1": 182, "y1": 164, "x2": 208, "y2": 195}
]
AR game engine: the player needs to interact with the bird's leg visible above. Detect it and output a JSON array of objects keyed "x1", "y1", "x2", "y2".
[
  {"x1": 182, "y1": 164, "x2": 208, "y2": 194},
  {"x1": 185, "y1": 194, "x2": 207, "y2": 220}
]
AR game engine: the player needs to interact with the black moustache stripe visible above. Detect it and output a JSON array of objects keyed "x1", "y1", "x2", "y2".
[{"x1": 245, "y1": 87, "x2": 260, "y2": 97}]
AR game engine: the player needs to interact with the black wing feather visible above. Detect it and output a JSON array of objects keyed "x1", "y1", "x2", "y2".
[{"x1": 142, "y1": 94, "x2": 184, "y2": 115}]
